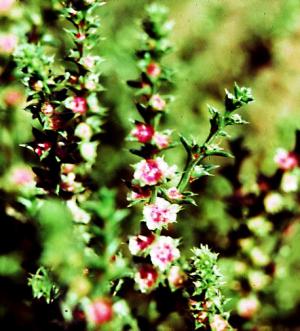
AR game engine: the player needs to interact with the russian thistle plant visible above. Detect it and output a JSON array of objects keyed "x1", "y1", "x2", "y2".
[{"x1": 126, "y1": 4, "x2": 253, "y2": 330}]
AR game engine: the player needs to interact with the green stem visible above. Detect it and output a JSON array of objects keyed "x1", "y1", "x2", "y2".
[
  {"x1": 149, "y1": 186, "x2": 158, "y2": 204},
  {"x1": 177, "y1": 116, "x2": 226, "y2": 192}
]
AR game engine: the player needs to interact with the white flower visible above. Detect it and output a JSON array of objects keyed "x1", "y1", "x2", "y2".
[{"x1": 143, "y1": 197, "x2": 180, "y2": 230}]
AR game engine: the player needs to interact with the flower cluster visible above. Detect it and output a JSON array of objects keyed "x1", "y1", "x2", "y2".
[
  {"x1": 126, "y1": 4, "x2": 184, "y2": 295},
  {"x1": 126, "y1": 5, "x2": 253, "y2": 330}
]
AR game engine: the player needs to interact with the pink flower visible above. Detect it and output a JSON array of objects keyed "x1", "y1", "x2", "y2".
[
  {"x1": 70, "y1": 96, "x2": 88, "y2": 114},
  {"x1": 150, "y1": 236, "x2": 180, "y2": 271},
  {"x1": 133, "y1": 157, "x2": 176, "y2": 186},
  {"x1": 131, "y1": 123, "x2": 154, "y2": 143},
  {"x1": 135, "y1": 265, "x2": 158, "y2": 293},
  {"x1": 150, "y1": 94, "x2": 166, "y2": 111},
  {"x1": 274, "y1": 148, "x2": 298, "y2": 171},
  {"x1": 0, "y1": 0, "x2": 15, "y2": 14},
  {"x1": 128, "y1": 233, "x2": 155, "y2": 255},
  {"x1": 210, "y1": 315, "x2": 229, "y2": 331},
  {"x1": 146, "y1": 63, "x2": 161, "y2": 78},
  {"x1": 86, "y1": 298, "x2": 113, "y2": 325},
  {"x1": 143, "y1": 197, "x2": 180, "y2": 230},
  {"x1": 237, "y1": 297, "x2": 259, "y2": 319},
  {"x1": 153, "y1": 132, "x2": 170, "y2": 149},
  {"x1": 166, "y1": 187, "x2": 183, "y2": 200},
  {"x1": 0, "y1": 34, "x2": 17, "y2": 54}
]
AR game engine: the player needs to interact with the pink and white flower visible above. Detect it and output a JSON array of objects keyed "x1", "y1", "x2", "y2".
[
  {"x1": 166, "y1": 187, "x2": 183, "y2": 200},
  {"x1": 153, "y1": 132, "x2": 170, "y2": 149},
  {"x1": 274, "y1": 148, "x2": 298, "y2": 171},
  {"x1": 135, "y1": 264, "x2": 158, "y2": 293},
  {"x1": 133, "y1": 157, "x2": 176, "y2": 186},
  {"x1": 149, "y1": 94, "x2": 166, "y2": 111},
  {"x1": 131, "y1": 123, "x2": 154, "y2": 143},
  {"x1": 70, "y1": 96, "x2": 88, "y2": 114},
  {"x1": 143, "y1": 197, "x2": 180, "y2": 230},
  {"x1": 128, "y1": 233, "x2": 155, "y2": 255},
  {"x1": 150, "y1": 236, "x2": 180, "y2": 271}
]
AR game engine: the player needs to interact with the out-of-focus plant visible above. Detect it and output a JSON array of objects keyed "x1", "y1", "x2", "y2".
[
  {"x1": 210, "y1": 132, "x2": 300, "y2": 330},
  {"x1": 186, "y1": 131, "x2": 300, "y2": 330},
  {"x1": 13, "y1": 1, "x2": 139, "y2": 330}
]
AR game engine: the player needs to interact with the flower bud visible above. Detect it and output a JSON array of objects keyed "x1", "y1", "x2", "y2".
[
  {"x1": 210, "y1": 314, "x2": 229, "y2": 331},
  {"x1": 75, "y1": 33, "x2": 86, "y2": 41},
  {"x1": 281, "y1": 172, "x2": 298, "y2": 192},
  {"x1": 128, "y1": 233, "x2": 155, "y2": 255},
  {"x1": 237, "y1": 296, "x2": 259, "y2": 319},
  {"x1": 86, "y1": 298, "x2": 113, "y2": 325},
  {"x1": 153, "y1": 132, "x2": 170, "y2": 149},
  {"x1": 135, "y1": 265, "x2": 158, "y2": 293},
  {"x1": 264, "y1": 192, "x2": 283, "y2": 214},
  {"x1": 131, "y1": 123, "x2": 154, "y2": 143},
  {"x1": 70, "y1": 96, "x2": 88, "y2": 114},
  {"x1": 34, "y1": 142, "x2": 51, "y2": 156},
  {"x1": 41, "y1": 102, "x2": 54, "y2": 116},
  {"x1": 75, "y1": 122, "x2": 93, "y2": 140},
  {"x1": 146, "y1": 62, "x2": 161, "y2": 78},
  {"x1": 274, "y1": 148, "x2": 298, "y2": 171},
  {"x1": 166, "y1": 187, "x2": 183, "y2": 200},
  {"x1": 149, "y1": 94, "x2": 166, "y2": 111},
  {"x1": 168, "y1": 265, "x2": 186, "y2": 288}
]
